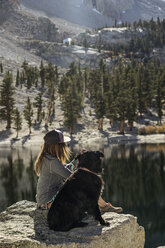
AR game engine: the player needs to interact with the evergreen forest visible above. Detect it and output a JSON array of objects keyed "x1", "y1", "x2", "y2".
[{"x1": 0, "y1": 18, "x2": 165, "y2": 135}]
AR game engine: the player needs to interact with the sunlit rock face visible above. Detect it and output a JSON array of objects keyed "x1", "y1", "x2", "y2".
[
  {"x1": 0, "y1": 200, "x2": 145, "y2": 248},
  {"x1": 0, "y1": 0, "x2": 19, "y2": 24},
  {"x1": 84, "y1": 0, "x2": 134, "y2": 18},
  {"x1": 19, "y1": 0, "x2": 113, "y2": 28},
  {"x1": 83, "y1": 0, "x2": 165, "y2": 21},
  {"x1": 0, "y1": 0, "x2": 19, "y2": 9},
  {"x1": 19, "y1": 0, "x2": 165, "y2": 27}
]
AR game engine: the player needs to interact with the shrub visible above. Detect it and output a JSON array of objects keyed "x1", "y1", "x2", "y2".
[
  {"x1": 138, "y1": 127, "x2": 146, "y2": 135},
  {"x1": 156, "y1": 125, "x2": 165, "y2": 134},
  {"x1": 138, "y1": 125, "x2": 165, "y2": 135},
  {"x1": 145, "y1": 126, "x2": 157, "y2": 135}
]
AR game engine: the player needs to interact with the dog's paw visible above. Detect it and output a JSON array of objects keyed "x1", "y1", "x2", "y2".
[
  {"x1": 100, "y1": 219, "x2": 110, "y2": 226},
  {"x1": 104, "y1": 221, "x2": 110, "y2": 226}
]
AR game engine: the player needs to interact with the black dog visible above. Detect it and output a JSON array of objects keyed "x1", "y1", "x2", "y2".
[{"x1": 47, "y1": 151, "x2": 109, "y2": 231}]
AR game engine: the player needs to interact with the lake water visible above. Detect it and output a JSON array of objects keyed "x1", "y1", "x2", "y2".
[{"x1": 0, "y1": 144, "x2": 165, "y2": 248}]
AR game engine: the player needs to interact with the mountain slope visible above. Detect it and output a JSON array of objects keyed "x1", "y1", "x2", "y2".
[
  {"x1": 19, "y1": 0, "x2": 113, "y2": 28},
  {"x1": 20, "y1": 0, "x2": 165, "y2": 27},
  {"x1": 85, "y1": 0, "x2": 165, "y2": 22}
]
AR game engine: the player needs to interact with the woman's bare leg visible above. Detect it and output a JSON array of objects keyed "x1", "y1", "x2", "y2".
[{"x1": 98, "y1": 196, "x2": 107, "y2": 207}]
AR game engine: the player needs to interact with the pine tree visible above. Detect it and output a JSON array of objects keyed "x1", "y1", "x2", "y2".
[
  {"x1": 60, "y1": 77, "x2": 83, "y2": 134},
  {"x1": 40, "y1": 60, "x2": 45, "y2": 88},
  {"x1": 21, "y1": 59, "x2": 28, "y2": 72},
  {"x1": 13, "y1": 108, "x2": 22, "y2": 138},
  {"x1": 136, "y1": 65, "x2": 146, "y2": 117},
  {"x1": 23, "y1": 97, "x2": 33, "y2": 134},
  {"x1": 0, "y1": 71, "x2": 15, "y2": 128},
  {"x1": 156, "y1": 74, "x2": 163, "y2": 125},
  {"x1": 126, "y1": 69, "x2": 138, "y2": 131},
  {"x1": 15, "y1": 69, "x2": 20, "y2": 87},
  {"x1": 98, "y1": 59, "x2": 105, "y2": 130},
  {"x1": 82, "y1": 37, "x2": 89, "y2": 54},
  {"x1": 0, "y1": 62, "x2": 3, "y2": 73},
  {"x1": 58, "y1": 63, "x2": 83, "y2": 133},
  {"x1": 104, "y1": 74, "x2": 117, "y2": 125},
  {"x1": 34, "y1": 93, "x2": 43, "y2": 123},
  {"x1": 20, "y1": 71, "x2": 26, "y2": 88},
  {"x1": 88, "y1": 61, "x2": 107, "y2": 130}
]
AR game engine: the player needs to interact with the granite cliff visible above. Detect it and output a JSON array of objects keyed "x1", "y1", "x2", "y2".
[
  {"x1": 84, "y1": 0, "x2": 165, "y2": 22},
  {"x1": 20, "y1": 0, "x2": 165, "y2": 26}
]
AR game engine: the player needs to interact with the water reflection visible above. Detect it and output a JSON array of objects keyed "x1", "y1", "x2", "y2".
[
  {"x1": 0, "y1": 144, "x2": 164, "y2": 248},
  {"x1": 102, "y1": 144, "x2": 165, "y2": 248},
  {"x1": 0, "y1": 148, "x2": 38, "y2": 211}
]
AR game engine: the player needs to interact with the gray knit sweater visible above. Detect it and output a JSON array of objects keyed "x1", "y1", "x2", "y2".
[{"x1": 36, "y1": 154, "x2": 72, "y2": 207}]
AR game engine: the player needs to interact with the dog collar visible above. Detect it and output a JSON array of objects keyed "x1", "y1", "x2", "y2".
[{"x1": 79, "y1": 167, "x2": 98, "y2": 176}]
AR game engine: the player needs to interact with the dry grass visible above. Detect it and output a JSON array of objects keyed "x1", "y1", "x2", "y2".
[{"x1": 138, "y1": 125, "x2": 165, "y2": 135}]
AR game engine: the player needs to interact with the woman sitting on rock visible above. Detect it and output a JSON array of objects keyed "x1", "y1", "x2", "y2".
[{"x1": 34, "y1": 129, "x2": 123, "y2": 213}]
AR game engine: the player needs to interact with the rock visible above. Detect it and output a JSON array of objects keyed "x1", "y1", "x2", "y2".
[
  {"x1": 84, "y1": 0, "x2": 135, "y2": 18},
  {"x1": 0, "y1": 200, "x2": 145, "y2": 248}
]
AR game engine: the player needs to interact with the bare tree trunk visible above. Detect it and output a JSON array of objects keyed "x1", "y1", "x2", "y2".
[
  {"x1": 6, "y1": 121, "x2": 11, "y2": 129},
  {"x1": 51, "y1": 101, "x2": 55, "y2": 116},
  {"x1": 6, "y1": 114, "x2": 11, "y2": 129},
  {"x1": 128, "y1": 121, "x2": 133, "y2": 131},
  {"x1": 69, "y1": 126, "x2": 73, "y2": 135},
  {"x1": 39, "y1": 112, "x2": 42, "y2": 123},
  {"x1": 98, "y1": 117, "x2": 103, "y2": 130},
  {"x1": 120, "y1": 120, "x2": 125, "y2": 134},
  {"x1": 45, "y1": 102, "x2": 51, "y2": 127},
  {"x1": 29, "y1": 126, "x2": 31, "y2": 134}
]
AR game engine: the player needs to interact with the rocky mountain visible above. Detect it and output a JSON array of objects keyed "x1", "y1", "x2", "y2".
[
  {"x1": 0, "y1": 0, "x2": 106, "y2": 69},
  {"x1": 19, "y1": 0, "x2": 113, "y2": 29},
  {"x1": 0, "y1": 0, "x2": 165, "y2": 70},
  {"x1": 0, "y1": 0, "x2": 77, "y2": 67},
  {"x1": 84, "y1": 0, "x2": 165, "y2": 23},
  {"x1": 0, "y1": 0, "x2": 64, "y2": 42},
  {"x1": 19, "y1": 0, "x2": 165, "y2": 28}
]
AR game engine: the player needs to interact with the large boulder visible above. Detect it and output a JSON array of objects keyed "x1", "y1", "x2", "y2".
[{"x1": 0, "y1": 200, "x2": 145, "y2": 248}]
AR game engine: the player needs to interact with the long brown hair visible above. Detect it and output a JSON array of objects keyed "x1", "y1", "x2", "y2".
[{"x1": 34, "y1": 142, "x2": 71, "y2": 176}]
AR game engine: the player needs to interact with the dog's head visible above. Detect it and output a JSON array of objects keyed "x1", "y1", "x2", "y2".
[{"x1": 76, "y1": 151, "x2": 104, "y2": 174}]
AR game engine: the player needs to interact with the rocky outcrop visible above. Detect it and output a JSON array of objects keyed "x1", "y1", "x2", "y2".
[
  {"x1": 0, "y1": 0, "x2": 19, "y2": 10},
  {"x1": 19, "y1": 0, "x2": 113, "y2": 29},
  {"x1": 75, "y1": 26, "x2": 146, "y2": 51},
  {"x1": 0, "y1": 0, "x2": 19, "y2": 25},
  {"x1": 84, "y1": 0, "x2": 135, "y2": 18},
  {"x1": 23, "y1": 40, "x2": 105, "y2": 68},
  {"x1": 0, "y1": 0, "x2": 62, "y2": 42},
  {"x1": 83, "y1": 0, "x2": 165, "y2": 22},
  {"x1": 0, "y1": 200, "x2": 145, "y2": 248}
]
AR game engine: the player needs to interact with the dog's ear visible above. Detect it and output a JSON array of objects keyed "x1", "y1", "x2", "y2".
[{"x1": 96, "y1": 151, "x2": 104, "y2": 158}]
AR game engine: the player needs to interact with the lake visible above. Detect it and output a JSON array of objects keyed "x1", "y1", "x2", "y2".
[{"x1": 0, "y1": 144, "x2": 165, "y2": 248}]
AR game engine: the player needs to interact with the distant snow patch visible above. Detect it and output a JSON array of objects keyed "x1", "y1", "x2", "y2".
[
  {"x1": 103, "y1": 27, "x2": 128, "y2": 33},
  {"x1": 92, "y1": 8, "x2": 102, "y2": 15}
]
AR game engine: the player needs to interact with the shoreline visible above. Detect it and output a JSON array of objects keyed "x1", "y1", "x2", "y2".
[{"x1": 0, "y1": 132, "x2": 165, "y2": 149}]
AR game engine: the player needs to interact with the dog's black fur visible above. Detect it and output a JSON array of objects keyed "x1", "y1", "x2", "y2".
[{"x1": 47, "y1": 151, "x2": 109, "y2": 231}]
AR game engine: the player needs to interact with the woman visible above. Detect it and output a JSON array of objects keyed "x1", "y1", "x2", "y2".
[{"x1": 35, "y1": 129, "x2": 122, "y2": 212}]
